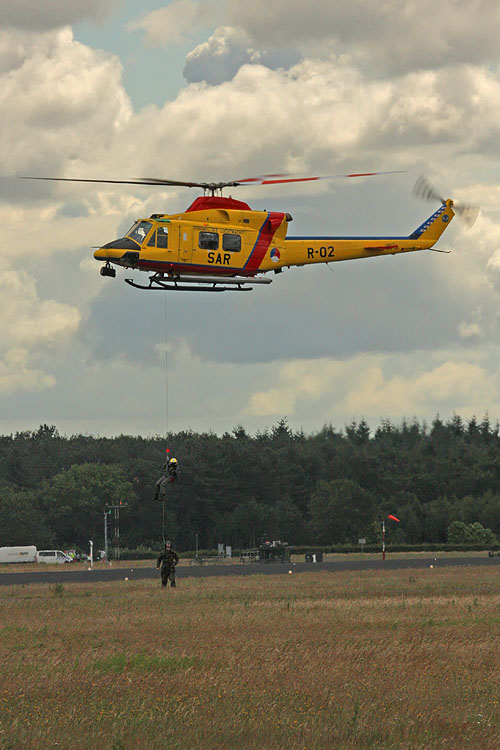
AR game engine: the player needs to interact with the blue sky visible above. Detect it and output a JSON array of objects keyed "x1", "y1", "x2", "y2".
[{"x1": 74, "y1": 0, "x2": 212, "y2": 108}]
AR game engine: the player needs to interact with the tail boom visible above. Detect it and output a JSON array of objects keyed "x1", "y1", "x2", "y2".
[{"x1": 282, "y1": 199, "x2": 455, "y2": 269}]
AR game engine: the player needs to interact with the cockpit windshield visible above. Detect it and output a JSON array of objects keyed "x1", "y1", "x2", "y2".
[{"x1": 125, "y1": 221, "x2": 153, "y2": 244}]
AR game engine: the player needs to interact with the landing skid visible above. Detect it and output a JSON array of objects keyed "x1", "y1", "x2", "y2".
[{"x1": 124, "y1": 272, "x2": 272, "y2": 292}]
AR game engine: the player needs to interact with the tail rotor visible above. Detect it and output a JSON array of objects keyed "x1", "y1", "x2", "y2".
[{"x1": 413, "y1": 175, "x2": 479, "y2": 228}]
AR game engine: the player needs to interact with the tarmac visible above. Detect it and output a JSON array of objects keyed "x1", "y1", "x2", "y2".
[{"x1": 1, "y1": 555, "x2": 499, "y2": 586}]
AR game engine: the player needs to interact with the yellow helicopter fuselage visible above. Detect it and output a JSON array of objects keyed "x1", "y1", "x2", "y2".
[{"x1": 94, "y1": 195, "x2": 455, "y2": 287}]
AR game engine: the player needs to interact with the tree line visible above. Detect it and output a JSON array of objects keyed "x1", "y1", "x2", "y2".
[{"x1": 1, "y1": 415, "x2": 500, "y2": 553}]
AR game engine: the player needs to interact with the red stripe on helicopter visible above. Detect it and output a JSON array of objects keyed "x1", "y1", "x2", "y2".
[
  {"x1": 364, "y1": 244, "x2": 399, "y2": 251},
  {"x1": 244, "y1": 212, "x2": 285, "y2": 272}
]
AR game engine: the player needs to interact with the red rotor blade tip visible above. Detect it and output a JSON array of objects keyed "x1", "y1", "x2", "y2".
[{"x1": 388, "y1": 514, "x2": 400, "y2": 522}]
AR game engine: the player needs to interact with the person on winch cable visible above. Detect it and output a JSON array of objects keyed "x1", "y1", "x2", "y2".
[{"x1": 153, "y1": 457, "x2": 180, "y2": 501}]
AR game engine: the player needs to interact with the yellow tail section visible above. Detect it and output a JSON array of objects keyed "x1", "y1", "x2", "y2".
[{"x1": 409, "y1": 199, "x2": 455, "y2": 243}]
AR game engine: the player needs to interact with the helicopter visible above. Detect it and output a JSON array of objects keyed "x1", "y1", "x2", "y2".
[{"x1": 22, "y1": 172, "x2": 478, "y2": 292}]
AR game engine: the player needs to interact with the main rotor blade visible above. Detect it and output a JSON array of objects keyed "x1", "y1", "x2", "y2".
[
  {"x1": 20, "y1": 176, "x2": 205, "y2": 188},
  {"x1": 140, "y1": 175, "x2": 291, "y2": 189},
  {"x1": 20, "y1": 170, "x2": 405, "y2": 190},
  {"x1": 234, "y1": 173, "x2": 290, "y2": 183},
  {"x1": 235, "y1": 170, "x2": 405, "y2": 186}
]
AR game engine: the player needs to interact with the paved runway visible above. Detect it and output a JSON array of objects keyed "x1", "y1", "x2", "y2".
[{"x1": 1, "y1": 555, "x2": 499, "y2": 586}]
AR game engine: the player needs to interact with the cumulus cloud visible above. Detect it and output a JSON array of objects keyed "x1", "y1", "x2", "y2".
[
  {"x1": 2, "y1": 7, "x2": 500, "y2": 432},
  {"x1": 0, "y1": 28, "x2": 132, "y2": 178},
  {"x1": 0, "y1": 267, "x2": 80, "y2": 348},
  {"x1": 0, "y1": 265, "x2": 80, "y2": 395},
  {"x1": 340, "y1": 360, "x2": 494, "y2": 417},
  {"x1": 129, "y1": 0, "x2": 219, "y2": 47},
  {"x1": 0, "y1": 349, "x2": 55, "y2": 395},
  {"x1": 0, "y1": 0, "x2": 120, "y2": 31},
  {"x1": 184, "y1": 25, "x2": 300, "y2": 84},
  {"x1": 223, "y1": 0, "x2": 500, "y2": 75},
  {"x1": 129, "y1": 61, "x2": 500, "y2": 178},
  {"x1": 486, "y1": 248, "x2": 500, "y2": 273},
  {"x1": 458, "y1": 307, "x2": 484, "y2": 340},
  {"x1": 246, "y1": 352, "x2": 499, "y2": 424}
]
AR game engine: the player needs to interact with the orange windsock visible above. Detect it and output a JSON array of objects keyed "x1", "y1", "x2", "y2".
[{"x1": 388, "y1": 514, "x2": 400, "y2": 522}]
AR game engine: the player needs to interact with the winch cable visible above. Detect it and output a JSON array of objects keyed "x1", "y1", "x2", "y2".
[
  {"x1": 164, "y1": 292, "x2": 170, "y2": 437},
  {"x1": 162, "y1": 292, "x2": 169, "y2": 545}
]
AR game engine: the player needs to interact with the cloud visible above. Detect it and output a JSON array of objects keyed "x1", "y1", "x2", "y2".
[
  {"x1": 0, "y1": 265, "x2": 80, "y2": 395},
  {"x1": 223, "y1": 0, "x2": 500, "y2": 75},
  {"x1": 458, "y1": 321, "x2": 483, "y2": 339},
  {"x1": 340, "y1": 359, "x2": 494, "y2": 417},
  {"x1": 118, "y1": 60, "x2": 500, "y2": 181},
  {"x1": 486, "y1": 248, "x2": 500, "y2": 274},
  {"x1": 0, "y1": 28, "x2": 132, "y2": 177},
  {"x1": 7, "y1": 41, "x2": 497, "y2": 370},
  {"x1": 184, "y1": 25, "x2": 300, "y2": 84},
  {"x1": 0, "y1": 267, "x2": 80, "y2": 348},
  {"x1": 0, "y1": 349, "x2": 55, "y2": 395},
  {"x1": 2, "y1": 12, "x2": 500, "y2": 433},
  {"x1": 129, "y1": 0, "x2": 220, "y2": 47},
  {"x1": 0, "y1": 0, "x2": 120, "y2": 31},
  {"x1": 246, "y1": 352, "x2": 499, "y2": 424},
  {"x1": 458, "y1": 307, "x2": 484, "y2": 340}
]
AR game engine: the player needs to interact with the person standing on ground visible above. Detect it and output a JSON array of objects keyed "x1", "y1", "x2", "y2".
[{"x1": 156, "y1": 541, "x2": 179, "y2": 588}]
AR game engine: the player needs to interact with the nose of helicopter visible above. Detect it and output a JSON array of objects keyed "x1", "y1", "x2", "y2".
[
  {"x1": 94, "y1": 237, "x2": 140, "y2": 262},
  {"x1": 93, "y1": 247, "x2": 126, "y2": 262}
]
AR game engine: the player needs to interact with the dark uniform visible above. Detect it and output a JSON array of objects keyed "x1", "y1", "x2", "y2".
[
  {"x1": 153, "y1": 458, "x2": 180, "y2": 501},
  {"x1": 156, "y1": 542, "x2": 179, "y2": 587}
]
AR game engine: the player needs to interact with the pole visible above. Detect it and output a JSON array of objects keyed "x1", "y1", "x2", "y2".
[
  {"x1": 89, "y1": 540, "x2": 93, "y2": 568},
  {"x1": 104, "y1": 504, "x2": 127, "y2": 561},
  {"x1": 195, "y1": 532, "x2": 199, "y2": 562},
  {"x1": 115, "y1": 505, "x2": 120, "y2": 560},
  {"x1": 382, "y1": 520, "x2": 386, "y2": 560},
  {"x1": 104, "y1": 509, "x2": 108, "y2": 562}
]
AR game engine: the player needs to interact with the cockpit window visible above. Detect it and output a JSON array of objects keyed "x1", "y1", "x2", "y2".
[{"x1": 126, "y1": 221, "x2": 153, "y2": 244}]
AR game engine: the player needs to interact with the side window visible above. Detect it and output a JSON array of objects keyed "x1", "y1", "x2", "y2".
[
  {"x1": 157, "y1": 227, "x2": 168, "y2": 249},
  {"x1": 146, "y1": 227, "x2": 168, "y2": 248},
  {"x1": 199, "y1": 231, "x2": 219, "y2": 250},
  {"x1": 223, "y1": 234, "x2": 241, "y2": 252}
]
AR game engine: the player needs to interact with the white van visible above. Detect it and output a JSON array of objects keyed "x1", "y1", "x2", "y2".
[
  {"x1": 0, "y1": 546, "x2": 37, "y2": 564},
  {"x1": 37, "y1": 550, "x2": 73, "y2": 564}
]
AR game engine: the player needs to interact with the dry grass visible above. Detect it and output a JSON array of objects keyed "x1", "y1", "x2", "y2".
[{"x1": 1, "y1": 567, "x2": 500, "y2": 749}]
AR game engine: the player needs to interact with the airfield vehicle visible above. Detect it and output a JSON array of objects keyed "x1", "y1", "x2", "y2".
[
  {"x1": 37, "y1": 550, "x2": 73, "y2": 564},
  {"x1": 0, "y1": 546, "x2": 37, "y2": 564},
  {"x1": 258, "y1": 539, "x2": 291, "y2": 563}
]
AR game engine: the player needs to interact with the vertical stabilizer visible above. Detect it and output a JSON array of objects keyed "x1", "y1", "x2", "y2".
[{"x1": 409, "y1": 199, "x2": 455, "y2": 242}]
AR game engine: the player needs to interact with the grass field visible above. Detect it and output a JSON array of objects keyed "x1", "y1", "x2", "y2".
[{"x1": 1, "y1": 567, "x2": 500, "y2": 749}]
